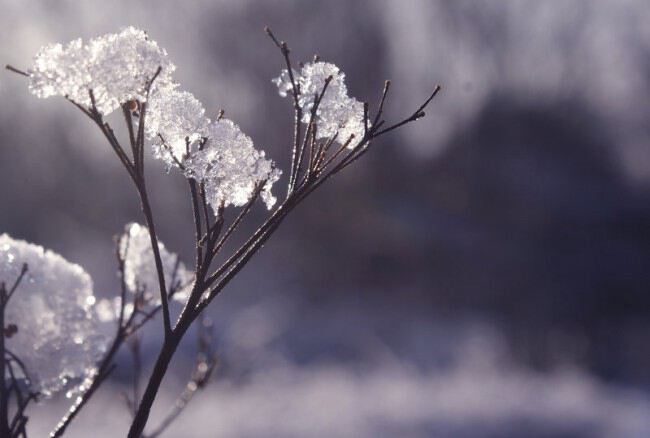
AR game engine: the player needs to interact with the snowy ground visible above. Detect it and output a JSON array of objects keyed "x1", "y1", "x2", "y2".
[{"x1": 24, "y1": 303, "x2": 650, "y2": 437}]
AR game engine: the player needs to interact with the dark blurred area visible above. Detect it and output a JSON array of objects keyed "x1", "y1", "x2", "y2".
[{"x1": 2, "y1": 0, "x2": 650, "y2": 436}]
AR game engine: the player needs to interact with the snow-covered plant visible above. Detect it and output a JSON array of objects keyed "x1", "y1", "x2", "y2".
[
  {"x1": 4, "y1": 26, "x2": 439, "y2": 437},
  {"x1": 0, "y1": 234, "x2": 105, "y2": 397},
  {"x1": 273, "y1": 61, "x2": 366, "y2": 146},
  {"x1": 118, "y1": 223, "x2": 194, "y2": 303}
]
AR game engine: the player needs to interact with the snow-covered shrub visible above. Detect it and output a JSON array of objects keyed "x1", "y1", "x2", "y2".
[
  {"x1": 3, "y1": 25, "x2": 438, "y2": 437},
  {"x1": 0, "y1": 234, "x2": 106, "y2": 397}
]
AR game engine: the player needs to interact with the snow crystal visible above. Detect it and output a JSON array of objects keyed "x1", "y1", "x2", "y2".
[
  {"x1": 273, "y1": 62, "x2": 366, "y2": 147},
  {"x1": 0, "y1": 234, "x2": 106, "y2": 397},
  {"x1": 145, "y1": 88, "x2": 281, "y2": 212},
  {"x1": 183, "y1": 119, "x2": 281, "y2": 210},
  {"x1": 28, "y1": 27, "x2": 175, "y2": 115},
  {"x1": 147, "y1": 86, "x2": 209, "y2": 169},
  {"x1": 26, "y1": 27, "x2": 280, "y2": 214},
  {"x1": 119, "y1": 223, "x2": 194, "y2": 305}
]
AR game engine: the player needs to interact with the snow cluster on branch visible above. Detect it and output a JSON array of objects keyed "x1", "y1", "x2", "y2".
[
  {"x1": 147, "y1": 87, "x2": 209, "y2": 165},
  {"x1": 273, "y1": 62, "x2": 366, "y2": 147},
  {"x1": 10, "y1": 28, "x2": 374, "y2": 399},
  {"x1": 146, "y1": 88, "x2": 281, "y2": 210},
  {"x1": 95, "y1": 223, "x2": 193, "y2": 323},
  {"x1": 119, "y1": 223, "x2": 193, "y2": 303},
  {"x1": 0, "y1": 234, "x2": 106, "y2": 397},
  {"x1": 28, "y1": 27, "x2": 175, "y2": 115},
  {"x1": 27, "y1": 27, "x2": 281, "y2": 212},
  {"x1": 184, "y1": 119, "x2": 281, "y2": 209}
]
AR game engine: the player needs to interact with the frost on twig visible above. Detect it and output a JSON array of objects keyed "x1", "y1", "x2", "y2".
[
  {"x1": 184, "y1": 119, "x2": 281, "y2": 210},
  {"x1": 147, "y1": 87, "x2": 209, "y2": 167},
  {"x1": 0, "y1": 234, "x2": 106, "y2": 397},
  {"x1": 24, "y1": 27, "x2": 283, "y2": 217},
  {"x1": 273, "y1": 61, "x2": 366, "y2": 148},
  {"x1": 147, "y1": 87, "x2": 281, "y2": 212},
  {"x1": 28, "y1": 27, "x2": 175, "y2": 116},
  {"x1": 118, "y1": 223, "x2": 193, "y2": 306},
  {"x1": 3, "y1": 24, "x2": 441, "y2": 437}
]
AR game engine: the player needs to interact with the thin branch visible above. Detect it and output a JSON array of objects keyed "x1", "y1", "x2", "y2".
[
  {"x1": 199, "y1": 183, "x2": 211, "y2": 235},
  {"x1": 123, "y1": 104, "x2": 138, "y2": 159},
  {"x1": 188, "y1": 179, "x2": 204, "y2": 270},
  {"x1": 265, "y1": 27, "x2": 303, "y2": 195},
  {"x1": 372, "y1": 80, "x2": 391, "y2": 127},
  {"x1": 5, "y1": 264, "x2": 27, "y2": 303},
  {"x1": 129, "y1": 335, "x2": 142, "y2": 418},
  {"x1": 295, "y1": 76, "x2": 333, "y2": 186},
  {"x1": 5, "y1": 65, "x2": 28, "y2": 77},
  {"x1": 136, "y1": 185, "x2": 172, "y2": 338},
  {"x1": 318, "y1": 135, "x2": 355, "y2": 174},
  {"x1": 50, "y1": 363, "x2": 117, "y2": 437},
  {"x1": 373, "y1": 85, "x2": 441, "y2": 137},
  {"x1": 211, "y1": 181, "x2": 265, "y2": 258},
  {"x1": 145, "y1": 314, "x2": 217, "y2": 438}
]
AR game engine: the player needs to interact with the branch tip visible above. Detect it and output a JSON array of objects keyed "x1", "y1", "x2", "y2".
[
  {"x1": 5, "y1": 65, "x2": 28, "y2": 77},
  {"x1": 264, "y1": 27, "x2": 282, "y2": 49}
]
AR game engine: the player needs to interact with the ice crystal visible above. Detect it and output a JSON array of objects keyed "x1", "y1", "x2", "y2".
[
  {"x1": 119, "y1": 223, "x2": 193, "y2": 305},
  {"x1": 27, "y1": 27, "x2": 280, "y2": 214},
  {"x1": 273, "y1": 61, "x2": 366, "y2": 147},
  {"x1": 183, "y1": 119, "x2": 281, "y2": 210},
  {"x1": 28, "y1": 27, "x2": 175, "y2": 115},
  {"x1": 145, "y1": 86, "x2": 280, "y2": 211},
  {"x1": 0, "y1": 234, "x2": 106, "y2": 397},
  {"x1": 147, "y1": 86, "x2": 209, "y2": 168}
]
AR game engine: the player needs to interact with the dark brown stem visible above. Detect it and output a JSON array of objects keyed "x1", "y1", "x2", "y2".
[
  {"x1": 5, "y1": 65, "x2": 28, "y2": 77},
  {"x1": 136, "y1": 182, "x2": 172, "y2": 338},
  {"x1": 265, "y1": 27, "x2": 303, "y2": 195},
  {"x1": 145, "y1": 314, "x2": 216, "y2": 438},
  {"x1": 211, "y1": 182, "x2": 265, "y2": 258},
  {"x1": 130, "y1": 335, "x2": 142, "y2": 417},
  {"x1": 188, "y1": 179, "x2": 204, "y2": 270},
  {"x1": 373, "y1": 85, "x2": 441, "y2": 137},
  {"x1": 295, "y1": 76, "x2": 333, "y2": 186},
  {"x1": 127, "y1": 323, "x2": 189, "y2": 438},
  {"x1": 50, "y1": 335, "x2": 121, "y2": 437}
]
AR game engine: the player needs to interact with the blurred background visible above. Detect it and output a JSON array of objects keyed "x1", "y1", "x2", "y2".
[{"x1": 2, "y1": 0, "x2": 650, "y2": 436}]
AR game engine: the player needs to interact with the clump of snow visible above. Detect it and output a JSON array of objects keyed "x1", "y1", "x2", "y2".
[
  {"x1": 273, "y1": 61, "x2": 366, "y2": 147},
  {"x1": 0, "y1": 234, "x2": 106, "y2": 397},
  {"x1": 147, "y1": 86, "x2": 209, "y2": 169},
  {"x1": 28, "y1": 27, "x2": 175, "y2": 115},
  {"x1": 145, "y1": 90, "x2": 280, "y2": 211},
  {"x1": 26, "y1": 27, "x2": 280, "y2": 214},
  {"x1": 183, "y1": 119, "x2": 281, "y2": 210},
  {"x1": 119, "y1": 223, "x2": 194, "y2": 305}
]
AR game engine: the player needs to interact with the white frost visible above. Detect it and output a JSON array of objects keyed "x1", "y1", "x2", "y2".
[
  {"x1": 26, "y1": 27, "x2": 280, "y2": 215},
  {"x1": 273, "y1": 61, "x2": 366, "y2": 147},
  {"x1": 145, "y1": 90, "x2": 281, "y2": 212},
  {"x1": 184, "y1": 119, "x2": 281, "y2": 210},
  {"x1": 28, "y1": 27, "x2": 175, "y2": 115},
  {"x1": 147, "y1": 86, "x2": 209, "y2": 169},
  {"x1": 0, "y1": 234, "x2": 106, "y2": 397},
  {"x1": 119, "y1": 223, "x2": 194, "y2": 304}
]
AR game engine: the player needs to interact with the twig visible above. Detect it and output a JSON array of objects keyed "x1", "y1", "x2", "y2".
[
  {"x1": 265, "y1": 27, "x2": 303, "y2": 195},
  {"x1": 211, "y1": 181, "x2": 265, "y2": 258},
  {"x1": 295, "y1": 76, "x2": 333, "y2": 186},
  {"x1": 372, "y1": 85, "x2": 441, "y2": 137},
  {"x1": 5, "y1": 65, "x2": 28, "y2": 77},
  {"x1": 144, "y1": 314, "x2": 217, "y2": 438}
]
